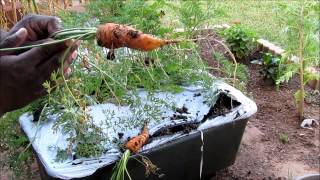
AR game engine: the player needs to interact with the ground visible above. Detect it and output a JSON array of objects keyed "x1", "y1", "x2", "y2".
[
  {"x1": 198, "y1": 36, "x2": 320, "y2": 179},
  {"x1": 212, "y1": 64, "x2": 319, "y2": 179}
]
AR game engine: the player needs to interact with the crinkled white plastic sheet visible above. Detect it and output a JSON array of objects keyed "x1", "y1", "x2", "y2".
[{"x1": 19, "y1": 81, "x2": 257, "y2": 179}]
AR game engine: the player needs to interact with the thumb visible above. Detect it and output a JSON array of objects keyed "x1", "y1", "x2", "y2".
[{"x1": 0, "y1": 28, "x2": 28, "y2": 49}]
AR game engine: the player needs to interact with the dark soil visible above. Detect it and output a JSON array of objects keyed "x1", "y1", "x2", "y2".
[
  {"x1": 202, "y1": 93, "x2": 241, "y2": 122},
  {"x1": 175, "y1": 105, "x2": 190, "y2": 114},
  {"x1": 197, "y1": 33, "x2": 320, "y2": 179}
]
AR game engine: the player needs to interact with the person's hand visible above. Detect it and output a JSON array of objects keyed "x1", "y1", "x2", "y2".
[
  {"x1": 0, "y1": 14, "x2": 62, "y2": 51},
  {"x1": 0, "y1": 14, "x2": 79, "y2": 114}
]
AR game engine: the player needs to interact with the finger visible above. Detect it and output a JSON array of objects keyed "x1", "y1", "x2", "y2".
[
  {"x1": 47, "y1": 16, "x2": 63, "y2": 35},
  {"x1": 64, "y1": 50, "x2": 78, "y2": 72},
  {"x1": 38, "y1": 51, "x2": 65, "y2": 82},
  {"x1": 11, "y1": 14, "x2": 63, "y2": 40},
  {"x1": 12, "y1": 38, "x2": 53, "y2": 55},
  {"x1": 19, "y1": 40, "x2": 68, "y2": 66},
  {"x1": 0, "y1": 28, "x2": 28, "y2": 55},
  {"x1": 32, "y1": 15, "x2": 62, "y2": 37},
  {"x1": 22, "y1": 38, "x2": 52, "y2": 46},
  {"x1": 38, "y1": 46, "x2": 77, "y2": 80},
  {"x1": 64, "y1": 67, "x2": 72, "y2": 78}
]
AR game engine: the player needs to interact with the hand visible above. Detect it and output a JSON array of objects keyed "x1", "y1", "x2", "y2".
[
  {"x1": 0, "y1": 14, "x2": 63, "y2": 55},
  {"x1": 0, "y1": 14, "x2": 79, "y2": 114},
  {"x1": 1, "y1": 14, "x2": 62, "y2": 45}
]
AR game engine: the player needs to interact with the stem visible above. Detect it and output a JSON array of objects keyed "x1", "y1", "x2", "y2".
[
  {"x1": 101, "y1": 76, "x2": 122, "y2": 105},
  {"x1": 32, "y1": 0, "x2": 39, "y2": 14},
  {"x1": 0, "y1": 35, "x2": 81, "y2": 51},
  {"x1": 59, "y1": 31, "x2": 96, "y2": 109},
  {"x1": 111, "y1": 150, "x2": 131, "y2": 180},
  {"x1": 61, "y1": 46, "x2": 82, "y2": 108},
  {"x1": 298, "y1": 3, "x2": 305, "y2": 121},
  {"x1": 211, "y1": 38, "x2": 238, "y2": 86},
  {"x1": 19, "y1": 103, "x2": 48, "y2": 156},
  {"x1": 12, "y1": 0, "x2": 17, "y2": 24},
  {"x1": 88, "y1": 61, "x2": 126, "y2": 89},
  {"x1": 0, "y1": 29, "x2": 96, "y2": 52}
]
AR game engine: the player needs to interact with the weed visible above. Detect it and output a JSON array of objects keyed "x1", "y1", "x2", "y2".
[
  {"x1": 260, "y1": 53, "x2": 285, "y2": 83},
  {"x1": 279, "y1": 133, "x2": 289, "y2": 144}
]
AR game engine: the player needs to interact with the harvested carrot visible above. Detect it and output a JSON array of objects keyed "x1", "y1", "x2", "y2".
[
  {"x1": 1, "y1": 23, "x2": 186, "y2": 53},
  {"x1": 125, "y1": 123, "x2": 149, "y2": 153},
  {"x1": 96, "y1": 23, "x2": 178, "y2": 51}
]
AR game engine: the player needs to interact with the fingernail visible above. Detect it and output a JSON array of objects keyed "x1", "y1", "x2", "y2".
[
  {"x1": 65, "y1": 39, "x2": 75, "y2": 47},
  {"x1": 64, "y1": 67, "x2": 72, "y2": 77},
  {"x1": 55, "y1": 17, "x2": 62, "y2": 24},
  {"x1": 16, "y1": 28, "x2": 27, "y2": 37},
  {"x1": 71, "y1": 51, "x2": 78, "y2": 59},
  {"x1": 17, "y1": 28, "x2": 27, "y2": 34}
]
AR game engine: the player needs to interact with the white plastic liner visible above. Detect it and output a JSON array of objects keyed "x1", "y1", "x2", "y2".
[{"x1": 19, "y1": 81, "x2": 257, "y2": 179}]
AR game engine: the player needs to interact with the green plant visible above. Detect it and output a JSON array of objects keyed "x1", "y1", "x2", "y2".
[
  {"x1": 222, "y1": 25, "x2": 256, "y2": 60},
  {"x1": 175, "y1": 0, "x2": 214, "y2": 37},
  {"x1": 213, "y1": 52, "x2": 249, "y2": 92},
  {"x1": 87, "y1": 0, "x2": 171, "y2": 37},
  {"x1": 279, "y1": 133, "x2": 289, "y2": 144},
  {"x1": 0, "y1": 108, "x2": 34, "y2": 178},
  {"x1": 261, "y1": 53, "x2": 285, "y2": 83},
  {"x1": 19, "y1": 34, "x2": 213, "y2": 161},
  {"x1": 111, "y1": 150, "x2": 131, "y2": 180},
  {"x1": 275, "y1": 1, "x2": 319, "y2": 120}
]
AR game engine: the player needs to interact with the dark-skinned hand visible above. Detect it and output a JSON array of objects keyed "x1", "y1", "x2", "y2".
[{"x1": 0, "y1": 14, "x2": 79, "y2": 115}]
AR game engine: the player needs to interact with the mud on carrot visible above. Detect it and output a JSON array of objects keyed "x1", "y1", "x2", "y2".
[
  {"x1": 96, "y1": 23, "x2": 178, "y2": 51},
  {"x1": 125, "y1": 123, "x2": 149, "y2": 153}
]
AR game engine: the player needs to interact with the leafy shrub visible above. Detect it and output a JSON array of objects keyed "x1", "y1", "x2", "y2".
[
  {"x1": 222, "y1": 25, "x2": 256, "y2": 60},
  {"x1": 260, "y1": 53, "x2": 285, "y2": 83}
]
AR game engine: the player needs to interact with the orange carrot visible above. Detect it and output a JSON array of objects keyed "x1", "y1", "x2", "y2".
[
  {"x1": 96, "y1": 23, "x2": 178, "y2": 51},
  {"x1": 125, "y1": 123, "x2": 149, "y2": 153}
]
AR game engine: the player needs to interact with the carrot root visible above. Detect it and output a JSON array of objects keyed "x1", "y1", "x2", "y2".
[
  {"x1": 96, "y1": 23, "x2": 178, "y2": 51},
  {"x1": 125, "y1": 123, "x2": 149, "y2": 153}
]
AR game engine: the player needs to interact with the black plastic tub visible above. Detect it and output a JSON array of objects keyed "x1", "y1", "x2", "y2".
[
  {"x1": 21, "y1": 82, "x2": 257, "y2": 180},
  {"x1": 36, "y1": 114, "x2": 248, "y2": 180}
]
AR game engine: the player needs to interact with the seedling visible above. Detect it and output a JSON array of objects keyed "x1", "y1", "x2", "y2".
[
  {"x1": 279, "y1": 133, "x2": 289, "y2": 144},
  {"x1": 261, "y1": 53, "x2": 284, "y2": 83}
]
